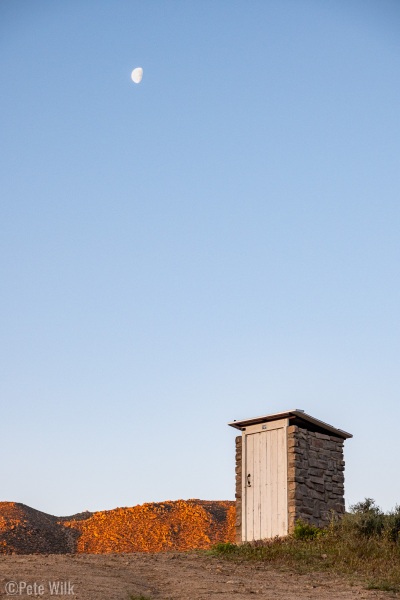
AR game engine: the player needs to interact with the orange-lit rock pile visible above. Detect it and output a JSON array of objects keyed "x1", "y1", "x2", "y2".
[
  {"x1": 66, "y1": 500, "x2": 235, "y2": 553},
  {"x1": 0, "y1": 500, "x2": 235, "y2": 554}
]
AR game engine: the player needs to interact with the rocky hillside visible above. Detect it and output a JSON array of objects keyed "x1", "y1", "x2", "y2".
[
  {"x1": 0, "y1": 500, "x2": 235, "y2": 554},
  {"x1": 0, "y1": 502, "x2": 77, "y2": 554}
]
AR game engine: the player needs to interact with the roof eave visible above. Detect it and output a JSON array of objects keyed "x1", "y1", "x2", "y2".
[{"x1": 228, "y1": 409, "x2": 353, "y2": 439}]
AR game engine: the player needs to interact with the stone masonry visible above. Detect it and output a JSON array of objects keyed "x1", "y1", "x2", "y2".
[
  {"x1": 235, "y1": 436, "x2": 242, "y2": 543},
  {"x1": 287, "y1": 424, "x2": 345, "y2": 532}
]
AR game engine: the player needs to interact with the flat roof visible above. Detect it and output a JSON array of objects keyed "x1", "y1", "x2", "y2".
[{"x1": 228, "y1": 409, "x2": 352, "y2": 439}]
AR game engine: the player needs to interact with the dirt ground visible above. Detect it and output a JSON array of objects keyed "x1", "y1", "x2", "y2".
[{"x1": 0, "y1": 552, "x2": 396, "y2": 600}]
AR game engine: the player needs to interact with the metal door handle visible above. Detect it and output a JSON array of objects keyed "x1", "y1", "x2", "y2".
[{"x1": 247, "y1": 473, "x2": 251, "y2": 487}]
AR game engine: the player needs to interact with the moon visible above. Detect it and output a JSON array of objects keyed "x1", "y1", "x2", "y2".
[{"x1": 131, "y1": 67, "x2": 143, "y2": 84}]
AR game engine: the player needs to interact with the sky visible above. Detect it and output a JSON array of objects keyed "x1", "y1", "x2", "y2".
[{"x1": 1, "y1": 0, "x2": 400, "y2": 516}]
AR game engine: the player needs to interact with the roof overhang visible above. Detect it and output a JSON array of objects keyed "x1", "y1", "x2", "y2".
[{"x1": 228, "y1": 409, "x2": 352, "y2": 439}]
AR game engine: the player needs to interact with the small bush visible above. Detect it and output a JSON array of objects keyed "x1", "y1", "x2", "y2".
[
  {"x1": 346, "y1": 498, "x2": 385, "y2": 537},
  {"x1": 293, "y1": 520, "x2": 324, "y2": 540},
  {"x1": 211, "y1": 542, "x2": 238, "y2": 555}
]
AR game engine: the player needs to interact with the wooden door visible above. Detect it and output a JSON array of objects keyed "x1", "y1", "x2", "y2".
[{"x1": 242, "y1": 421, "x2": 288, "y2": 541}]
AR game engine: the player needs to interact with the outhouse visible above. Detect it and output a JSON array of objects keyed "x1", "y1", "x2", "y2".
[{"x1": 229, "y1": 409, "x2": 352, "y2": 542}]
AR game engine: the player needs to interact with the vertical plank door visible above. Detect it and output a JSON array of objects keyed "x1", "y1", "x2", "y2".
[{"x1": 243, "y1": 422, "x2": 288, "y2": 541}]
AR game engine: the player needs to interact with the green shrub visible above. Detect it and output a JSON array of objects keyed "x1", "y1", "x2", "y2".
[
  {"x1": 293, "y1": 520, "x2": 324, "y2": 540},
  {"x1": 211, "y1": 542, "x2": 238, "y2": 555},
  {"x1": 343, "y1": 498, "x2": 385, "y2": 538}
]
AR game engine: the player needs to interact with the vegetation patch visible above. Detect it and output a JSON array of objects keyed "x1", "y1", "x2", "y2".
[{"x1": 210, "y1": 499, "x2": 400, "y2": 593}]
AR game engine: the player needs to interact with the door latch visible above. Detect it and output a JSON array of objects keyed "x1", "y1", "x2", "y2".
[{"x1": 247, "y1": 473, "x2": 251, "y2": 487}]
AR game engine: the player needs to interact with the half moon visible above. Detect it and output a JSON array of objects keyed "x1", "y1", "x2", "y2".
[{"x1": 131, "y1": 67, "x2": 143, "y2": 84}]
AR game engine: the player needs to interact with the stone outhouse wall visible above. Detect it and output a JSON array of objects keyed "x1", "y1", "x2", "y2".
[
  {"x1": 287, "y1": 424, "x2": 345, "y2": 532},
  {"x1": 235, "y1": 436, "x2": 242, "y2": 543}
]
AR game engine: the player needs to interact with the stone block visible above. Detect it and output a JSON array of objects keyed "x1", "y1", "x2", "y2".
[
  {"x1": 332, "y1": 474, "x2": 344, "y2": 483},
  {"x1": 310, "y1": 438, "x2": 325, "y2": 449},
  {"x1": 297, "y1": 468, "x2": 308, "y2": 478},
  {"x1": 309, "y1": 475, "x2": 325, "y2": 485},
  {"x1": 298, "y1": 427, "x2": 308, "y2": 436},
  {"x1": 308, "y1": 487, "x2": 324, "y2": 499},
  {"x1": 330, "y1": 450, "x2": 344, "y2": 459},
  {"x1": 309, "y1": 468, "x2": 324, "y2": 478},
  {"x1": 299, "y1": 506, "x2": 315, "y2": 516},
  {"x1": 314, "y1": 432, "x2": 331, "y2": 441},
  {"x1": 294, "y1": 482, "x2": 309, "y2": 495},
  {"x1": 330, "y1": 435, "x2": 344, "y2": 443},
  {"x1": 287, "y1": 425, "x2": 298, "y2": 434}
]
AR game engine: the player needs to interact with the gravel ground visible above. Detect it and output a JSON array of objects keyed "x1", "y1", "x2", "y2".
[{"x1": 0, "y1": 552, "x2": 396, "y2": 600}]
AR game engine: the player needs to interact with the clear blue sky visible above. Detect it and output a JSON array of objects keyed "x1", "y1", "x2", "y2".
[{"x1": 1, "y1": 0, "x2": 399, "y2": 516}]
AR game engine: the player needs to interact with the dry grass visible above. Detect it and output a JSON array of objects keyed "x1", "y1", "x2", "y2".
[{"x1": 210, "y1": 499, "x2": 400, "y2": 593}]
